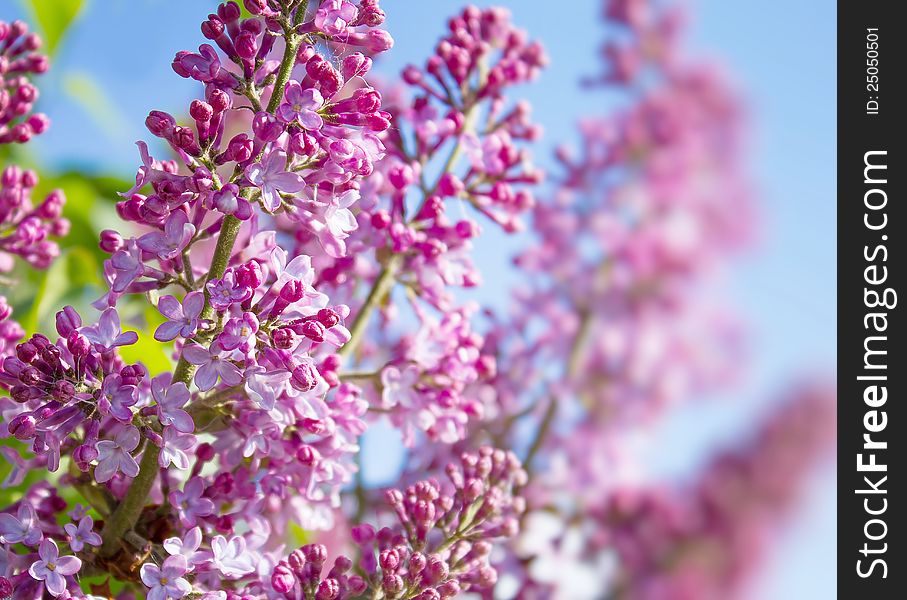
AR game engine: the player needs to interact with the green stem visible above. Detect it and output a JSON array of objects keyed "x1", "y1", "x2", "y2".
[
  {"x1": 99, "y1": 442, "x2": 160, "y2": 557},
  {"x1": 98, "y1": 19, "x2": 303, "y2": 555},
  {"x1": 337, "y1": 254, "x2": 401, "y2": 359}
]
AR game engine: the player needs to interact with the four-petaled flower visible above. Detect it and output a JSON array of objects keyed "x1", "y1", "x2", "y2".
[
  {"x1": 94, "y1": 426, "x2": 141, "y2": 483},
  {"x1": 205, "y1": 270, "x2": 252, "y2": 311},
  {"x1": 108, "y1": 240, "x2": 144, "y2": 293},
  {"x1": 209, "y1": 183, "x2": 253, "y2": 220},
  {"x1": 140, "y1": 555, "x2": 192, "y2": 600},
  {"x1": 163, "y1": 527, "x2": 207, "y2": 567},
  {"x1": 137, "y1": 210, "x2": 196, "y2": 260},
  {"x1": 210, "y1": 535, "x2": 256, "y2": 578},
  {"x1": 159, "y1": 427, "x2": 197, "y2": 470},
  {"x1": 245, "y1": 149, "x2": 305, "y2": 212},
  {"x1": 98, "y1": 374, "x2": 138, "y2": 422},
  {"x1": 169, "y1": 477, "x2": 215, "y2": 527},
  {"x1": 182, "y1": 343, "x2": 243, "y2": 392},
  {"x1": 155, "y1": 291, "x2": 205, "y2": 342},
  {"x1": 63, "y1": 515, "x2": 102, "y2": 552},
  {"x1": 27, "y1": 539, "x2": 81, "y2": 597},
  {"x1": 82, "y1": 308, "x2": 138, "y2": 353},
  {"x1": 278, "y1": 82, "x2": 324, "y2": 130},
  {"x1": 0, "y1": 502, "x2": 42, "y2": 546},
  {"x1": 151, "y1": 374, "x2": 194, "y2": 433}
]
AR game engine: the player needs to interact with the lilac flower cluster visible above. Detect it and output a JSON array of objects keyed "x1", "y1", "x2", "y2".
[
  {"x1": 0, "y1": 20, "x2": 49, "y2": 145},
  {"x1": 0, "y1": 1, "x2": 834, "y2": 599},
  {"x1": 269, "y1": 447, "x2": 527, "y2": 599},
  {"x1": 0, "y1": 21, "x2": 67, "y2": 363}
]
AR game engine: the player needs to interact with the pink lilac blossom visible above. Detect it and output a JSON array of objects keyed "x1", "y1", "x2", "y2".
[{"x1": 0, "y1": 2, "x2": 833, "y2": 600}]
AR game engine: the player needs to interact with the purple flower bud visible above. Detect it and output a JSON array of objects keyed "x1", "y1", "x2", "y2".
[
  {"x1": 437, "y1": 580, "x2": 460, "y2": 598},
  {"x1": 252, "y1": 112, "x2": 283, "y2": 142},
  {"x1": 0, "y1": 576, "x2": 13, "y2": 598},
  {"x1": 272, "y1": 327, "x2": 295, "y2": 349},
  {"x1": 67, "y1": 331, "x2": 91, "y2": 357},
  {"x1": 381, "y1": 574, "x2": 404, "y2": 595},
  {"x1": 287, "y1": 548, "x2": 306, "y2": 572},
  {"x1": 426, "y1": 555, "x2": 449, "y2": 583},
  {"x1": 15, "y1": 341, "x2": 37, "y2": 363},
  {"x1": 303, "y1": 544, "x2": 327, "y2": 567},
  {"x1": 350, "y1": 524, "x2": 375, "y2": 545},
  {"x1": 146, "y1": 110, "x2": 176, "y2": 138},
  {"x1": 235, "y1": 31, "x2": 258, "y2": 59},
  {"x1": 341, "y1": 53, "x2": 372, "y2": 78},
  {"x1": 196, "y1": 442, "x2": 216, "y2": 462},
  {"x1": 290, "y1": 362, "x2": 319, "y2": 392},
  {"x1": 300, "y1": 320, "x2": 325, "y2": 343},
  {"x1": 55, "y1": 305, "x2": 82, "y2": 337},
  {"x1": 208, "y1": 88, "x2": 232, "y2": 112},
  {"x1": 190, "y1": 99, "x2": 214, "y2": 122},
  {"x1": 227, "y1": 133, "x2": 254, "y2": 163},
  {"x1": 9, "y1": 414, "x2": 37, "y2": 440},
  {"x1": 315, "y1": 579, "x2": 339, "y2": 600},
  {"x1": 73, "y1": 443, "x2": 99, "y2": 472},
  {"x1": 271, "y1": 562, "x2": 296, "y2": 594},
  {"x1": 378, "y1": 549, "x2": 400, "y2": 571}
]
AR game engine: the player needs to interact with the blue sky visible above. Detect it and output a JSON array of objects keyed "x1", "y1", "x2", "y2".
[{"x1": 9, "y1": 0, "x2": 836, "y2": 596}]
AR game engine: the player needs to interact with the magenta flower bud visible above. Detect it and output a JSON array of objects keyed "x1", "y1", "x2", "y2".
[
  {"x1": 146, "y1": 110, "x2": 176, "y2": 138},
  {"x1": 385, "y1": 489, "x2": 404, "y2": 507},
  {"x1": 416, "y1": 591, "x2": 441, "y2": 600},
  {"x1": 347, "y1": 576, "x2": 367, "y2": 595},
  {"x1": 437, "y1": 581, "x2": 460, "y2": 598},
  {"x1": 272, "y1": 327, "x2": 296, "y2": 349},
  {"x1": 362, "y1": 30, "x2": 394, "y2": 53},
  {"x1": 378, "y1": 549, "x2": 399, "y2": 571},
  {"x1": 201, "y1": 16, "x2": 225, "y2": 40},
  {"x1": 351, "y1": 524, "x2": 375, "y2": 545},
  {"x1": 252, "y1": 111, "x2": 283, "y2": 142},
  {"x1": 190, "y1": 99, "x2": 214, "y2": 122},
  {"x1": 438, "y1": 173, "x2": 464, "y2": 197},
  {"x1": 300, "y1": 320, "x2": 325, "y2": 342},
  {"x1": 279, "y1": 280, "x2": 305, "y2": 303},
  {"x1": 27, "y1": 113, "x2": 50, "y2": 134},
  {"x1": 173, "y1": 126, "x2": 200, "y2": 154},
  {"x1": 18, "y1": 365, "x2": 41, "y2": 386},
  {"x1": 295, "y1": 444, "x2": 317, "y2": 466},
  {"x1": 409, "y1": 552, "x2": 427, "y2": 574},
  {"x1": 315, "y1": 308, "x2": 339, "y2": 328},
  {"x1": 10, "y1": 384, "x2": 41, "y2": 403},
  {"x1": 235, "y1": 260, "x2": 264, "y2": 288},
  {"x1": 227, "y1": 133, "x2": 253, "y2": 163},
  {"x1": 235, "y1": 32, "x2": 258, "y2": 60},
  {"x1": 9, "y1": 414, "x2": 37, "y2": 440},
  {"x1": 67, "y1": 331, "x2": 91, "y2": 357},
  {"x1": 381, "y1": 574, "x2": 404, "y2": 595},
  {"x1": 271, "y1": 563, "x2": 295, "y2": 594},
  {"x1": 208, "y1": 88, "x2": 231, "y2": 112},
  {"x1": 341, "y1": 53, "x2": 372, "y2": 78},
  {"x1": 426, "y1": 555, "x2": 449, "y2": 583},
  {"x1": 315, "y1": 579, "x2": 339, "y2": 600},
  {"x1": 73, "y1": 443, "x2": 99, "y2": 472},
  {"x1": 196, "y1": 442, "x2": 216, "y2": 462},
  {"x1": 0, "y1": 576, "x2": 13, "y2": 598},
  {"x1": 303, "y1": 544, "x2": 327, "y2": 567},
  {"x1": 15, "y1": 341, "x2": 38, "y2": 363},
  {"x1": 51, "y1": 380, "x2": 75, "y2": 401},
  {"x1": 242, "y1": 0, "x2": 267, "y2": 15},
  {"x1": 288, "y1": 548, "x2": 306, "y2": 572},
  {"x1": 214, "y1": 514, "x2": 235, "y2": 534},
  {"x1": 321, "y1": 354, "x2": 341, "y2": 372},
  {"x1": 218, "y1": 1, "x2": 242, "y2": 22},
  {"x1": 55, "y1": 305, "x2": 82, "y2": 337},
  {"x1": 370, "y1": 210, "x2": 391, "y2": 229},
  {"x1": 290, "y1": 363, "x2": 319, "y2": 392}
]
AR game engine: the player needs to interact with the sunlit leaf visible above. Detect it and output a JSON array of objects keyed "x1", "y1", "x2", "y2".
[{"x1": 22, "y1": 0, "x2": 85, "y2": 55}]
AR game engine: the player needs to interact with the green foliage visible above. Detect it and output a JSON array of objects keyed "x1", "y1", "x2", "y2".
[{"x1": 21, "y1": 0, "x2": 85, "y2": 55}]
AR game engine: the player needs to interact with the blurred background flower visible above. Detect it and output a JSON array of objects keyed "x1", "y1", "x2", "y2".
[{"x1": 1, "y1": 0, "x2": 835, "y2": 598}]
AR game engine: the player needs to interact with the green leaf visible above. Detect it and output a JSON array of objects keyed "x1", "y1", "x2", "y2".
[{"x1": 22, "y1": 0, "x2": 85, "y2": 55}]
